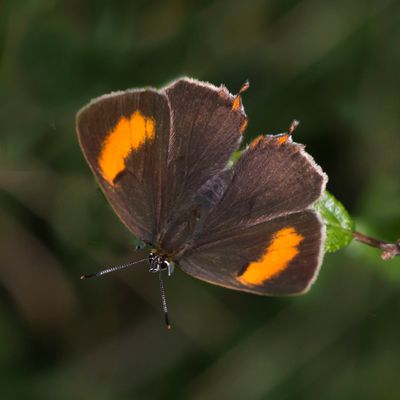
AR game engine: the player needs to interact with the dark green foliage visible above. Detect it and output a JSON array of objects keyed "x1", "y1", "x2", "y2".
[{"x1": 0, "y1": 0, "x2": 399, "y2": 399}]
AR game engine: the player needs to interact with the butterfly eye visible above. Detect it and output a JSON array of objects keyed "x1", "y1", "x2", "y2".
[
  {"x1": 149, "y1": 252, "x2": 155, "y2": 261},
  {"x1": 160, "y1": 260, "x2": 170, "y2": 271}
]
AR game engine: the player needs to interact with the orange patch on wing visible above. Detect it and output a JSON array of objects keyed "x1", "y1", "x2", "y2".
[
  {"x1": 98, "y1": 111, "x2": 155, "y2": 184},
  {"x1": 237, "y1": 227, "x2": 304, "y2": 285},
  {"x1": 276, "y1": 134, "x2": 290, "y2": 144},
  {"x1": 239, "y1": 118, "x2": 248, "y2": 133},
  {"x1": 232, "y1": 95, "x2": 241, "y2": 111},
  {"x1": 250, "y1": 135, "x2": 263, "y2": 149}
]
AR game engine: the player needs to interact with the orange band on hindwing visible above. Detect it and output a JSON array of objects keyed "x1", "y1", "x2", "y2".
[
  {"x1": 98, "y1": 111, "x2": 155, "y2": 184},
  {"x1": 237, "y1": 227, "x2": 304, "y2": 285}
]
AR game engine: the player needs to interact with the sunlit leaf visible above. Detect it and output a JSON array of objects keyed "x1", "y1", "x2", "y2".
[
  {"x1": 314, "y1": 191, "x2": 355, "y2": 253},
  {"x1": 228, "y1": 149, "x2": 243, "y2": 167}
]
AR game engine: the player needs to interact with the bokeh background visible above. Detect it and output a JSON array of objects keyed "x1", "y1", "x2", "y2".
[{"x1": 1, "y1": 0, "x2": 400, "y2": 399}]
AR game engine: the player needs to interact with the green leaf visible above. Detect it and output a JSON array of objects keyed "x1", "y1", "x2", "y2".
[
  {"x1": 228, "y1": 149, "x2": 243, "y2": 167},
  {"x1": 314, "y1": 191, "x2": 355, "y2": 253}
]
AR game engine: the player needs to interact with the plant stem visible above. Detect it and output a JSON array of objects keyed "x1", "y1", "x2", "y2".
[{"x1": 353, "y1": 231, "x2": 400, "y2": 260}]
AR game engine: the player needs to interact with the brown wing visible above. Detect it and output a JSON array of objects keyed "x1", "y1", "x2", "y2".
[
  {"x1": 177, "y1": 135, "x2": 327, "y2": 295},
  {"x1": 157, "y1": 78, "x2": 247, "y2": 253},
  {"x1": 179, "y1": 210, "x2": 324, "y2": 295},
  {"x1": 76, "y1": 89, "x2": 170, "y2": 243},
  {"x1": 199, "y1": 135, "x2": 327, "y2": 237}
]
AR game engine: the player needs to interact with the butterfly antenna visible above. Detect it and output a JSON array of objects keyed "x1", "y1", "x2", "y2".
[
  {"x1": 80, "y1": 258, "x2": 148, "y2": 280},
  {"x1": 158, "y1": 270, "x2": 171, "y2": 330}
]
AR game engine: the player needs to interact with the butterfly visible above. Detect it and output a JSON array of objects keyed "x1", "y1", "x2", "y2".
[{"x1": 76, "y1": 78, "x2": 327, "y2": 327}]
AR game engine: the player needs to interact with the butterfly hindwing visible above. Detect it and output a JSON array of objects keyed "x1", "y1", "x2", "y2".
[
  {"x1": 76, "y1": 89, "x2": 171, "y2": 243},
  {"x1": 179, "y1": 210, "x2": 324, "y2": 295}
]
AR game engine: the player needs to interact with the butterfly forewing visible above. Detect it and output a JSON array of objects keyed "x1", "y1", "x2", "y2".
[{"x1": 76, "y1": 89, "x2": 171, "y2": 243}]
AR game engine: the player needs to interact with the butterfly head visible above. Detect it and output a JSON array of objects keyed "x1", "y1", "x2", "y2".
[{"x1": 148, "y1": 252, "x2": 174, "y2": 276}]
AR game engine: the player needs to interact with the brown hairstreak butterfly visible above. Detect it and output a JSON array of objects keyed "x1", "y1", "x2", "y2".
[{"x1": 76, "y1": 78, "x2": 327, "y2": 328}]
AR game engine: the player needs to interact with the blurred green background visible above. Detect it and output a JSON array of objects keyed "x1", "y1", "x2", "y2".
[{"x1": 1, "y1": 0, "x2": 400, "y2": 399}]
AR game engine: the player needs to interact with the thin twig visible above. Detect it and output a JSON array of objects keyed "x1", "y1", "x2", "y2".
[{"x1": 353, "y1": 231, "x2": 400, "y2": 260}]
